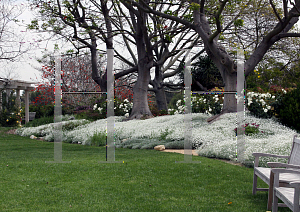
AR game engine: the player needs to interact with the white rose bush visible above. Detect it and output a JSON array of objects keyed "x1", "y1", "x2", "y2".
[
  {"x1": 92, "y1": 97, "x2": 133, "y2": 118},
  {"x1": 168, "y1": 94, "x2": 223, "y2": 115}
]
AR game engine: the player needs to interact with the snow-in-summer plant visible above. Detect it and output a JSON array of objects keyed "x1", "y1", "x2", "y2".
[
  {"x1": 17, "y1": 109, "x2": 298, "y2": 168},
  {"x1": 16, "y1": 119, "x2": 90, "y2": 142}
]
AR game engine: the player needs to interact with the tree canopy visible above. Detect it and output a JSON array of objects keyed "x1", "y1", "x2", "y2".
[{"x1": 122, "y1": 0, "x2": 300, "y2": 119}]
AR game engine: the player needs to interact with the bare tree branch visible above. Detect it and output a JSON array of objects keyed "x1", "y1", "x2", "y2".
[{"x1": 269, "y1": 0, "x2": 283, "y2": 23}]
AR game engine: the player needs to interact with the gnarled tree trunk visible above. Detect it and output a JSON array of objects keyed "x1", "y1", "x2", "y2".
[
  {"x1": 127, "y1": 3, "x2": 153, "y2": 120},
  {"x1": 129, "y1": 59, "x2": 153, "y2": 119},
  {"x1": 151, "y1": 66, "x2": 168, "y2": 111}
]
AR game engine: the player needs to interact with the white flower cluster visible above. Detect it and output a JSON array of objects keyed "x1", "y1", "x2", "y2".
[
  {"x1": 117, "y1": 99, "x2": 133, "y2": 117},
  {"x1": 93, "y1": 104, "x2": 103, "y2": 113},
  {"x1": 171, "y1": 96, "x2": 221, "y2": 115},
  {"x1": 212, "y1": 95, "x2": 219, "y2": 102},
  {"x1": 174, "y1": 99, "x2": 185, "y2": 114},
  {"x1": 93, "y1": 98, "x2": 133, "y2": 117},
  {"x1": 247, "y1": 91, "x2": 276, "y2": 113}
]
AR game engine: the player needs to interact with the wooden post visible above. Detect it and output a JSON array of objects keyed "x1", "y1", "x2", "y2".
[
  {"x1": 16, "y1": 88, "x2": 21, "y2": 109},
  {"x1": 6, "y1": 89, "x2": 10, "y2": 107},
  {"x1": 25, "y1": 89, "x2": 29, "y2": 124},
  {"x1": 0, "y1": 90, "x2": 2, "y2": 111}
]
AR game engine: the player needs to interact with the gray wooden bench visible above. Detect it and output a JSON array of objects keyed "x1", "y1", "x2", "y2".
[
  {"x1": 272, "y1": 168, "x2": 300, "y2": 212},
  {"x1": 22, "y1": 112, "x2": 36, "y2": 122},
  {"x1": 252, "y1": 134, "x2": 300, "y2": 210}
]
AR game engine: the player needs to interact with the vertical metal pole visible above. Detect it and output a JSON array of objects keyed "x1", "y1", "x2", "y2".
[
  {"x1": 236, "y1": 47, "x2": 245, "y2": 163},
  {"x1": 46, "y1": 53, "x2": 70, "y2": 163},
  {"x1": 100, "y1": 48, "x2": 123, "y2": 164},
  {"x1": 107, "y1": 48, "x2": 114, "y2": 162},
  {"x1": 176, "y1": 49, "x2": 200, "y2": 163}
]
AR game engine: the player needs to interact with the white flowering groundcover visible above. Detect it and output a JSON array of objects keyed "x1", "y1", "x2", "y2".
[{"x1": 16, "y1": 112, "x2": 297, "y2": 167}]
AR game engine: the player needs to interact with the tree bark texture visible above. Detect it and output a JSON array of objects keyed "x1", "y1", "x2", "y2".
[
  {"x1": 128, "y1": 3, "x2": 153, "y2": 119},
  {"x1": 152, "y1": 66, "x2": 168, "y2": 111}
]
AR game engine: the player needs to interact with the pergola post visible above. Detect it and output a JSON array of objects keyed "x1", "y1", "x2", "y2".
[
  {"x1": 6, "y1": 89, "x2": 10, "y2": 105},
  {"x1": 0, "y1": 79, "x2": 35, "y2": 122},
  {"x1": 25, "y1": 89, "x2": 29, "y2": 124},
  {"x1": 16, "y1": 88, "x2": 21, "y2": 110},
  {"x1": 0, "y1": 91, "x2": 2, "y2": 111}
]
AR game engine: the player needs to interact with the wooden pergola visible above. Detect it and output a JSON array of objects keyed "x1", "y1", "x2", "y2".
[{"x1": 0, "y1": 78, "x2": 36, "y2": 123}]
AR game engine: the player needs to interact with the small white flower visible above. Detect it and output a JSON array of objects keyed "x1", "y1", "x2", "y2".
[
  {"x1": 125, "y1": 113, "x2": 129, "y2": 117},
  {"x1": 124, "y1": 99, "x2": 129, "y2": 103},
  {"x1": 260, "y1": 94, "x2": 266, "y2": 98},
  {"x1": 272, "y1": 96, "x2": 275, "y2": 99},
  {"x1": 119, "y1": 104, "x2": 123, "y2": 108},
  {"x1": 264, "y1": 108, "x2": 268, "y2": 113},
  {"x1": 248, "y1": 101, "x2": 252, "y2": 106},
  {"x1": 93, "y1": 104, "x2": 97, "y2": 110},
  {"x1": 209, "y1": 108, "x2": 212, "y2": 112},
  {"x1": 98, "y1": 107, "x2": 103, "y2": 113},
  {"x1": 267, "y1": 106, "x2": 271, "y2": 110}
]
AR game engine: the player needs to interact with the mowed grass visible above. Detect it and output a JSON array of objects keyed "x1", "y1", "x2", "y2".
[{"x1": 0, "y1": 128, "x2": 290, "y2": 212}]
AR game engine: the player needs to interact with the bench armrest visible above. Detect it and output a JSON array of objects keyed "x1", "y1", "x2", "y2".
[
  {"x1": 267, "y1": 162, "x2": 300, "y2": 169},
  {"x1": 289, "y1": 182, "x2": 300, "y2": 189},
  {"x1": 252, "y1": 153, "x2": 289, "y2": 158},
  {"x1": 271, "y1": 168, "x2": 300, "y2": 187},
  {"x1": 271, "y1": 168, "x2": 300, "y2": 175},
  {"x1": 253, "y1": 153, "x2": 289, "y2": 167}
]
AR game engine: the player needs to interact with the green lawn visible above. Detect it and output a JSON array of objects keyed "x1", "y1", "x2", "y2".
[{"x1": 0, "y1": 128, "x2": 290, "y2": 211}]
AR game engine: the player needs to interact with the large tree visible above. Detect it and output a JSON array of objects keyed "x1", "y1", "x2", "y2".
[
  {"x1": 30, "y1": 0, "x2": 194, "y2": 119},
  {"x1": 124, "y1": 0, "x2": 300, "y2": 120},
  {"x1": 114, "y1": 1, "x2": 202, "y2": 112}
]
